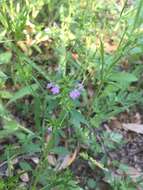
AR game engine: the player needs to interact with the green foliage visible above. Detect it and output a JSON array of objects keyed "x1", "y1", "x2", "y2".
[{"x1": 0, "y1": 0, "x2": 143, "y2": 189}]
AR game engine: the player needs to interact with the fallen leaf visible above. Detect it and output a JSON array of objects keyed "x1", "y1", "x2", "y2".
[
  {"x1": 117, "y1": 166, "x2": 143, "y2": 182},
  {"x1": 17, "y1": 41, "x2": 28, "y2": 52},
  {"x1": 47, "y1": 154, "x2": 57, "y2": 166},
  {"x1": 20, "y1": 172, "x2": 29, "y2": 182},
  {"x1": 12, "y1": 158, "x2": 19, "y2": 165},
  {"x1": 127, "y1": 167, "x2": 143, "y2": 181},
  {"x1": 122, "y1": 123, "x2": 143, "y2": 134},
  {"x1": 31, "y1": 157, "x2": 39, "y2": 164},
  {"x1": 56, "y1": 148, "x2": 78, "y2": 171},
  {"x1": 35, "y1": 34, "x2": 51, "y2": 44},
  {"x1": 25, "y1": 21, "x2": 36, "y2": 34},
  {"x1": 104, "y1": 41, "x2": 117, "y2": 53}
]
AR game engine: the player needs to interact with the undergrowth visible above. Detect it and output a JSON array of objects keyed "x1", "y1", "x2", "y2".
[{"x1": 0, "y1": 0, "x2": 143, "y2": 189}]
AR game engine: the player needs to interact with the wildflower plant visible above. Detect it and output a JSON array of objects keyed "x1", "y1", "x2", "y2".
[{"x1": 0, "y1": 0, "x2": 143, "y2": 189}]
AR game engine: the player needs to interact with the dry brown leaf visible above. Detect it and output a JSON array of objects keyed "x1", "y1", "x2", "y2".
[
  {"x1": 17, "y1": 41, "x2": 28, "y2": 52},
  {"x1": 104, "y1": 41, "x2": 117, "y2": 53},
  {"x1": 47, "y1": 154, "x2": 57, "y2": 166},
  {"x1": 122, "y1": 123, "x2": 143, "y2": 134},
  {"x1": 56, "y1": 148, "x2": 78, "y2": 171},
  {"x1": 17, "y1": 40, "x2": 33, "y2": 55},
  {"x1": 35, "y1": 34, "x2": 51, "y2": 44},
  {"x1": 95, "y1": 38, "x2": 117, "y2": 53},
  {"x1": 25, "y1": 21, "x2": 36, "y2": 34}
]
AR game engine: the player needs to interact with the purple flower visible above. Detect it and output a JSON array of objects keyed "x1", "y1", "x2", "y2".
[
  {"x1": 69, "y1": 89, "x2": 81, "y2": 100},
  {"x1": 47, "y1": 82, "x2": 53, "y2": 89},
  {"x1": 51, "y1": 85, "x2": 60, "y2": 94},
  {"x1": 47, "y1": 82, "x2": 60, "y2": 95}
]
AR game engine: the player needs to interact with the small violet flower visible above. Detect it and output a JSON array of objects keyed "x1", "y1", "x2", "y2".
[
  {"x1": 69, "y1": 89, "x2": 81, "y2": 100},
  {"x1": 47, "y1": 82, "x2": 60, "y2": 95},
  {"x1": 51, "y1": 85, "x2": 60, "y2": 94},
  {"x1": 69, "y1": 83, "x2": 84, "y2": 100}
]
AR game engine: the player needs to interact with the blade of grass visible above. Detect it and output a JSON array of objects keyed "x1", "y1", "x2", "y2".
[{"x1": 132, "y1": 0, "x2": 143, "y2": 31}]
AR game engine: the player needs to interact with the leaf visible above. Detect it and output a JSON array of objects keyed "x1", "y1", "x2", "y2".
[
  {"x1": 3, "y1": 119, "x2": 20, "y2": 131},
  {"x1": 0, "y1": 71, "x2": 7, "y2": 80},
  {"x1": 34, "y1": 96, "x2": 41, "y2": 131},
  {"x1": 52, "y1": 147, "x2": 69, "y2": 156},
  {"x1": 20, "y1": 172, "x2": 29, "y2": 182},
  {"x1": 109, "y1": 132, "x2": 123, "y2": 143},
  {"x1": 130, "y1": 47, "x2": 143, "y2": 55},
  {"x1": 47, "y1": 154, "x2": 57, "y2": 166},
  {"x1": 19, "y1": 161, "x2": 32, "y2": 171},
  {"x1": 56, "y1": 148, "x2": 78, "y2": 171},
  {"x1": 17, "y1": 41, "x2": 29, "y2": 53},
  {"x1": 87, "y1": 178, "x2": 96, "y2": 189},
  {"x1": 122, "y1": 123, "x2": 143, "y2": 134},
  {"x1": 104, "y1": 41, "x2": 117, "y2": 53},
  {"x1": 7, "y1": 83, "x2": 38, "y2": 104},
  {"x1": 31, "y1": 157, "x2": 39, "y2": 164},
  {"x1": 23, "y1": 143, "x2": 41, "y2": 153},
  {"x1": 70, "y1": 110, "x2": 88, "y2": 127},
  {"x1": 0, "y1": 101, "x2": 8, "y2": 117},
  {"x1": 0, "y1": 52, "x2": 12, "y2": 64},
  {"x1": 0, "y1": 91, "x2": 13, "y2": 99},
  {"x1": 109, "y1": 72, "x2": 138, "y2": 85},
  {"x1": 118, "y1": 166, "x2": 143, "y2": 182},
  {"x1": 80, "y1": 152, "x2": 108, "y2": 172}
]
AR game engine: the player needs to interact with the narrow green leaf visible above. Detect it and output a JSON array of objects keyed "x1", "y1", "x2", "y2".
[
  {"x1": 19, "y1": 161, "x2": 32, "y2": 171},
  {"x1": 23, "y1": 143, "x2": 41, "y2": 153},
  {"x1": 52, "y1": 146, "x2": 69, "y2": 156},
  {"x1": 0, "y1": 52, "x2": 12, "y2": 64},
  {"x1": 109, "y1": 72, "x2": 138, "y2": 84},
  {"x1": 8, "y1": 83, "x2": 38, "y2": 104},
  {"x1": 0, "y1": 71, "x2": 7, "y2": 79},
  {"x1": 34, "y1": 96, "x2": 41, "y2": 131}
]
